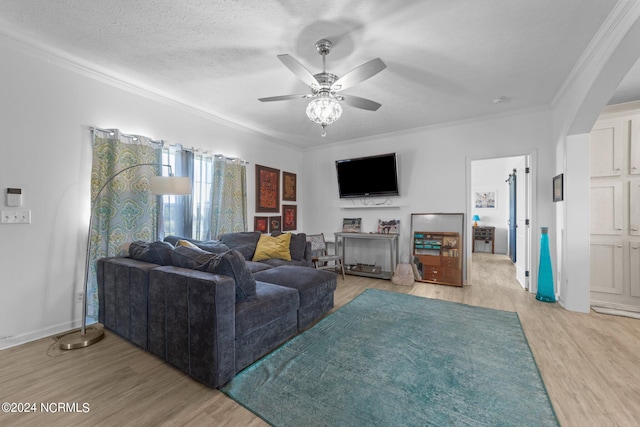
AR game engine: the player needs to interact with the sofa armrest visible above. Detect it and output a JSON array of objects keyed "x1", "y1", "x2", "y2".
[
  {"x1": 97, "y1": 257, "x2": 158, "y2": 349},
  {"x1": 148, "y1": 266, "x2": 236, "y2": 388}
]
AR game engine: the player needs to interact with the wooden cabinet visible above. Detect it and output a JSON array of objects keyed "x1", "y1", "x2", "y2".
[
  {"x1": 472, "y1": 226, "x2": 495, "y2": 253},
  {"x1": 413, "y1": 231, "x2": 462, "y2": 287}
]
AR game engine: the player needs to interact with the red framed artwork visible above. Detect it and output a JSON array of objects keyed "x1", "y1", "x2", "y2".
[
  {"x1": 256, "y1": 164, "x2": 280, "y2": 213},
  {"x1": 269, "y1": 216, "x2": 282, "y2": 233},
  {"x1": 282, "y1": 171, "x2": 297, "y2": 202},
  {"x1": 282, "y1": 205, "x2": 297, "y2": 231},
  {"x1": 254, "y1": 216, "x2": 268, "y2": 233}
]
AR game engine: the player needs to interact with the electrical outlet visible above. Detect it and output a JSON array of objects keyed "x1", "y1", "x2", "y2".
[
  {"x1": 1, "y1": 210, "x2": 31, "y2": 224},
  {"x1": 77, "y1": 292, "x2": 84, "y2": 302}
]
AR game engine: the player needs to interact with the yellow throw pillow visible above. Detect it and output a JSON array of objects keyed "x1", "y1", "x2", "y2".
[
  {"x1": 176, "y1": 239, "x2": 198, "y2": 248},
  {"x1": 252, "y1": 233, "x2": 292, "y2": 262}
]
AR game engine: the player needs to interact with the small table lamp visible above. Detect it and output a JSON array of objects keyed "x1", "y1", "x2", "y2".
[{"x1": 472, "y1": 215, "x2": 480, "y2": 227}]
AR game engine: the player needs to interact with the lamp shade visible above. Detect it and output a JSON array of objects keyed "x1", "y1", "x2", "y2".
[
  {"x1": 472, "y1": 215, "x2": 480, "y2": 221},
  {"x1": 151, "y1": 176, "x2": 191, "y2": 195}
]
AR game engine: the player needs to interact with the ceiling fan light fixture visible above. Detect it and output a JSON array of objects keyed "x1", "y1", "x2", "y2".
[{"x1": 306, "y1": 94, "x2": 342, "y2": 136}]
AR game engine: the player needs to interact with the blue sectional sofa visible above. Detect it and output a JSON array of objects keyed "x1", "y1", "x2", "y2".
[{"x1": 96, "y1": 232, "x2": 337, "y2": 388}]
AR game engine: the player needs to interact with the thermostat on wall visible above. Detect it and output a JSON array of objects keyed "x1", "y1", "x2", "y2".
[{"x1": 7, "y1": 188, "x2": 22, "y2": 207}]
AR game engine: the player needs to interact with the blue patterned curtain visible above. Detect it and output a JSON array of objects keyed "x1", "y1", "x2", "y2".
[
  {"x1": 87, "y1": 128, "x2": 162, "y2": 319},
  {"x1": 210, "y1": 156, "x2": 248, "y2": 238}
]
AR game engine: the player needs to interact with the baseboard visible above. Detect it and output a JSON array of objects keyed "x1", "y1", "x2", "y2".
[
  {"x1": 591, "y1": 301, "x2": 640, "y2": 319},
  {"x1": 0, "y1": 320, "x2": 82, "y2": 350}
]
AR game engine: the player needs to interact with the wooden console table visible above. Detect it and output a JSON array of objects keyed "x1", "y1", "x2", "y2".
[
  {"x1": 334, "y1": 232, "x2": 399, "y2": 280},
  {"x1": 473, "y1": 226, "x2": 495, "y2": 254}
]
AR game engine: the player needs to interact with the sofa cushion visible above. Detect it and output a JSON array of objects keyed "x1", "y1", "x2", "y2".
[
  {"x1": 129, "y1": 241, "x2": 175, "y2": 266},
  {"x1": 245, "y1": 261, "x2": 273, "y2": 273},
  {"x1": 164, "y1": 235, "x2": 230, "y2": 254},
  {"x1": 220, "y1": 231, "x2": 261, "y2": 260},
  {"x1": 272, "y1": 231, "x2": 307, "y2": 261},
  {"x1": 252, "y1": 233, "x2": 292, "y2": 262},
  {"x1": 252, "y1": 266, "x2": 337, "y2": 308},
  {"x1": 235, "y1": 281, "x2": 299, "y2": 337}
]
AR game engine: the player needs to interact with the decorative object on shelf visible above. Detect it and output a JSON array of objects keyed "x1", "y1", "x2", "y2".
[
  {"x1": 58, "y1": 162, "x2": 191, "y2": 350},
  {"x1": 254, "y1": 216, "x2": 268, "y2": 233},
  {"x1": 377, "y1": 218, "x2": 400, "y2": 234},
  {"x1": 342, "y1": 217, "x2": 362, "y2": 233},
  {"x1": 269, "y1": 216, "x2": 282, "y2": 233},
  {"x1": 552, "y1": 173, "x2": 563, "y2": 202},
  {"x1": 255, "y1": 164, "x2": 280, "y2": 213},
  {"x1": 258, "y1": 39, "x2": 386, "y2": 137},
  {"x1": 536, "y1": 227, "x2": 556, "y2": 303},
  {"x1": 282, "y1": 204, "x2": 297, "y2": 231},
  {"x1": 472, "y1": 214, "x2": 480, "y2": 227},
  {"x1": 282, "y1": 171, "x2": 297, "y2": 201},
  {"x1": 474, "y1": 189, "x2": 496, "y2": 209}
]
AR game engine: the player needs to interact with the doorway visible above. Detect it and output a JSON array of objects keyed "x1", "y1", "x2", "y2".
[{"x1": 469, "y1": 155, "x2": 531, "y2": 290}]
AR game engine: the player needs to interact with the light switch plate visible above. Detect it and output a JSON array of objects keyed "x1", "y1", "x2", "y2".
[{"x1": 1, "y1": 210, "x2": 31, "y2": 224}]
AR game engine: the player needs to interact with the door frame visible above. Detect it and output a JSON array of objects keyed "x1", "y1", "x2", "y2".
[{"x1": 466, "y1": 151, "x2": 536, "y2": 292}]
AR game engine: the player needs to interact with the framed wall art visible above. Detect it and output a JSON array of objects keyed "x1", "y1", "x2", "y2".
[
  {"x1": 282, "y1": 204, "x2": 297, "y2": 231},
  {"x1": 553, "y1": 173, "x2": 564, "y2": 202},
  {"x1": 254, "y1": 216, "x2": 268, "y2": 233},
  {"x1": 256, "y1": 164, "x2": 280, "y2": 213},
  {"x1": 283, "y1": 171, "x2": 297, "y2": 202},
  {"x1": 473, "y1": 189, "x2": 496, "y2": 209},
  {"x1": 269, "y1": 216, "x2": 282, "y2": 233}
]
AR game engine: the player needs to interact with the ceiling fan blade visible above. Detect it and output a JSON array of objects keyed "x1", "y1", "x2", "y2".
[
  {"x1": 339, "y1": 95, "x2": 382, "y2": 111},
  {"x1": 332, "y1": 58, "x2": 386, "y2": 91},
  {"x1": 259, "y1": 94, "x2": 310, "y2": 102},
  {"x1": 277, "y1": 54, "x2": 319, "y2": 88}
]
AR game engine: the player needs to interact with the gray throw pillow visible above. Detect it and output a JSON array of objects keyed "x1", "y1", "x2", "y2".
[
  {"x1": 271, "y1": 231, "x2": 307, "y2": 261},
  {"x1": 220, "y1": 232, "x2": 261, "y2": 260},
  {"x1": 129, "y1": 241, "x2": 175, "y2": 266}
]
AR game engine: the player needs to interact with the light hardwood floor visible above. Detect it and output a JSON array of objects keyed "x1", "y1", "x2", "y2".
[{"x1": 1, "y1": 253, "x2": 639, "y2": 426}]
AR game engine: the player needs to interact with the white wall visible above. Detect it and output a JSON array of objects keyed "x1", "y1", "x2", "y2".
[
  {"x1": 302, "y1": 109, "x2": 555, "y2": 285},
  {"x1": 0, "y1": 38, "x2": 303, "y2": 349}
]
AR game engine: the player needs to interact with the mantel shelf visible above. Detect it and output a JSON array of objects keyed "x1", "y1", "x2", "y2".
[{"x1": 339, "y1": 205, "x2": 401, "y2": 209}]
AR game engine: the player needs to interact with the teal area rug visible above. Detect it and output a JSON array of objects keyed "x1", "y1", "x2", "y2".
[{"x1": 221, "y1": 289, "x2": 559, "y2": 426}]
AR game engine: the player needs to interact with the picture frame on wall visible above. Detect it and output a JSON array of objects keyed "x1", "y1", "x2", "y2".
[
  {"x1": 282, "y1": 171, "x2": 297, "y2": 202},
  {"x1": 254, "y1": 216, "x2": 268, "y2": 233},
  {"x1": 342, "y1": 218, "x2": 362, "y2": 233},
  {"x1": 473, "y1": 189, "x2": 496, "y2": 209},
  {"x1": 256, "y1": 164, "x2": 280, "y2": 213},
  {"x1": 282, "y1": 204, "x2": 297, "y2": 231},
  {"x1": 553, "y1": 173, "x2": 564, "y2": 202},
  {"x1": 269, "y1": 216, "x2": 282, "y2": 233}
]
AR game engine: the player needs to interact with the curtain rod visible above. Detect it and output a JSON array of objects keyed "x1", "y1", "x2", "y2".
[{"x1": 91, "y1": 126, "x2": 249, "y2": 164}]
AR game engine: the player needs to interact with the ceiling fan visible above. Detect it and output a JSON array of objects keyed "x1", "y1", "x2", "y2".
[{"x1": 259, "y1": 39, "x2": 386, "y2": 137}]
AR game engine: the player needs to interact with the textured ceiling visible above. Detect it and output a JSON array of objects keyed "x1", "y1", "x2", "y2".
[{"x1": 0, "y1": 0, "x2": 631, "y2": 149}]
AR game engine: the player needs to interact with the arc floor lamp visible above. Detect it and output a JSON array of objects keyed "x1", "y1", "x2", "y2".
[{"x1": 58, "y1": 163, "x2": 191, "y2": 350}]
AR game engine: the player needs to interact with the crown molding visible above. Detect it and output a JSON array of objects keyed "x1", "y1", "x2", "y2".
[
  {"x1": 551, "y1": 0, "x2": 640, "y2": 109},
  {"x1": 0, "y1": 32, "x2": 302, "y2": 152}
]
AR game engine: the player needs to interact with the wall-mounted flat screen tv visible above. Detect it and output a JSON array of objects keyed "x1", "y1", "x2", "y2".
[{"x1": 335, "y1": 153, "x2": 399, "y2": 198}]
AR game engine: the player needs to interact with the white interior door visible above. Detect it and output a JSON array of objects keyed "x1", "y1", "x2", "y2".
[{"x1": 515, "y1": 156, "x2": 530, "y2": 289}]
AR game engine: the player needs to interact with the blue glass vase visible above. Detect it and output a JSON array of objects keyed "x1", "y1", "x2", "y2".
[{"x1": 536, "y1": 227, "x2": 556, "y2": 303}]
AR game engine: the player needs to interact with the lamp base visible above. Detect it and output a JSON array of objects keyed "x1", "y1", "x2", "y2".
[
  {"x1": 473, "y1": 221, "x2": 478, "y2": 227},
  {"x1": 58, "y1": 326, "x2": 104, "y2": 350}
]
